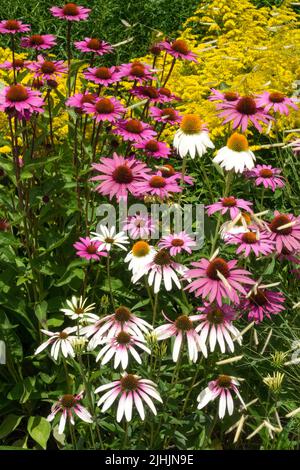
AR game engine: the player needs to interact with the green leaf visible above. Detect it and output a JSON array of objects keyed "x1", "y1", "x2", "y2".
[
  {"x1": 0, "y1": 415, "x2": 23, "y2": 439},
  {"x1": 27, "y1": 416, "x2": 51, "y2": 450},
  {"x1": 7, "y1": 377, "x2": 36, "y2": 403},
  {"x1": 34, "y1": 301, "x2": 48, "y2": 325}
]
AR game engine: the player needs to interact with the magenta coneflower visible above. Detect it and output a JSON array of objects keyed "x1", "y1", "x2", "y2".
[
  {"x1": 197, "y1": 375, "x2": 245, "y2": 419},
  {"x1": 195, "y1": 304, "x2": 241, "y2": 356},
  {"x1": 113, "y1": 119, "x2": 156, "y2": 143},
  {"x1": 50, "y1": 3, "x2": 91, "y2": 21},
  {"x1": 0, "y1": 19, "x2": 30, "y2": 35},
  {"x1": 95, "y1": 373, "x2": 162, "y2": 422},
  {"x1": 21, "y1": 34, "x2": 56, "y2": 50},
  {"x1": 157, "y1": 87, "x2": 180, "y2": 103},
  {"x1": 73, "y1": 236, "x2": 107, "y2": 261},
  {"x1": 225, "y1": 230, "x2": 275, "y2": 257},
  {"x1": 185, "y1": 256, "x2": 254, "y2": 305},
  {"x1": 0, "y1": 58, "x2": 30, "y2": 71},
  {"x1": 267, "y1": 211, "x2": 300, "y2": 253},
  {"x1": 240, "y1": 286, "x2": 285, "y2": 323},
  {"x1": 154, "y1": 313, "x2": 203, "y2": 362},
  {"x1": 256, "y1": 91, "x2": 298, "y2": 115},
  {"x1": 217, "y1": 95, "x2": 273, "y2": 132},
  {"x1": 159, "y1": 163, "x2": 194, "y2": 185},
  {"x1": 209, "y1": 88, "x2": 240, "y2": 104},
  {"x1": 158, "y1": 231, "x2": 196, "y2": 256},
  {"x1": 83, "y1": 66, "x2": 121, "y2": 86},
  {"x1": 134, "y1": 139, "x2": 170, "y2": 159},
  {"x1": 0, "y1": 84, "x2": 44, "y2": 118},
  {"x1": 90, "y1": 153, "x2": 149, "y2": 201},
  {"x1": 118, "y1": 61, "x2": 155, "y2": 83},
  {"x1": 96, "y1": 331, "x2": 150, "y2": 369},
  {"x1": 206, "y1": 196, "x2": 253, "y2": 220},
  {"x1": 123, "y1": 213, "x2": 155, "y2": 239},
  {"x1": 246, "y1": 164, "x2": 285, "y2": 192},
  {"x1": 75, "y1": 37, "x2": 113, "y2": 55},
  {"x1": 278, "y1": 246, "x2": 300, "y2": 264},
  {"x1": 83, "y1": 96, "x2": 125, "y2": 123},
  {"x1": 28, "y1": 55, "x2": 67, "y2": 79},
  {"x1": 149, "y1": 106, "x2": 181, "y2": 125},
  {"x1": 66, "y1": 92, "x2": 96, "y2": 113},
  {"x1": 135, "y1": 171, "x2": 182, "y2": 200},
  {"x1": 47, "y1": 392, "x2": 92, "y2": 435},
  {"x1": 130, "y1": 85, "x2": 162, "y2": 103},
  {"x1": 160, "y1": 39, "x2": 198, "y2": 62}
]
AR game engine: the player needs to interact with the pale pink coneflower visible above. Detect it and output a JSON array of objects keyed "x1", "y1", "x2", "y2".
[
  {"x1": 123, "y1": 213, "x2": 155, "y2": 239},
  {"x1": 34, "y1": 327, "x2": 77, "y2": 360},
  {"x1": 21, "y1": 34, "x2": 56, "y2": 50},
  {"x1": 158, "y1": 231, "x2": 196, "y2": 256},
  {"x1": 47, "y1": 392, "x2": 92, "y2": 435},
  {"x1": 75, "y1": 37, "x2": 113, "y2": 55},
  {"x1": 206, "y1": 196, "x2": 253, "y2": 220},
  {"x1": 50, "y1": 3, "x2": 91, "y2": 21}
]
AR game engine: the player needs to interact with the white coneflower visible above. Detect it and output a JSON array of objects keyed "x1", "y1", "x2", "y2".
[
  {"x1": 35, "y1": 327, "x2": 77, "y2": 360},
  {"x1": 90, "y1": 225, "x2": 129, "y2": 252},
  {"x1": 173, "y1": 114, "x2": 214, "y2": 159},
  {"x1": 213, "y1": 133, "x2": 255, "y2": 173},
  {"x1": 60, "y1": 296, "x2": 98, "y2": 323},
  {"x1": 125, "y1": 240, "x2": 157, "y2": 275}
]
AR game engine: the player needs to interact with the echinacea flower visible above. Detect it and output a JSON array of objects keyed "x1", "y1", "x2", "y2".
[
  {"x1": 96, "y1": 331, "x2": 150, "y2": 369},
  {"x1": 113, "y1": 119, "x2": 156, "y2": 143},
  {"x1": 0, "y1": 19, "x2": 30, "y2": 35},
  {"x1": 213, "y1": 133, "x2": 255, "y2": 173},
  {"x1": 123, "y1": 213, "x2": 155, "y2": 239},
  {"x1": 134, "y1": 139, "x2": 170, "y2": 159},
  {"x1": 47, "y1": 392, "x2": 92, "y2": 435},
  {"x1": 256, "y1": 91, "x2": 298, "y2": 115},
  {"x1": 83, "y1": 96, "x2": 125, "y2": 123},
  {"x1": 75, "y1": 37, "x2": 113, "y2": 55},
  {"x1": 118, "y1": 61, "x2": 155, "y2": 83},
  {"x1": 241, "y1": 285, "x2": 285, "y2": 323},
  {"x1": 173, "y1": 114, "x2": 214, "y2": 159},
  {"x1": 21, "y1": 34, "x2": 56, "y2": 50},
  {"x1": 35, "y1": 327, "x2": 77, "y2": 360},
  {"x1": 90, "y1": 153, "x2": 149, "y2": 201},
  {"x1": 157, "y1": 87, "x2": 180, "y2": 103},
  {"x1": 225, "y1": 230, "x2": 275, "y2": 257},
  {"x1": 206, "y1": 196, "x2": 253, "y2": 220},
  {"x1": 197, "y1": 375, "x2": 245, "y2": 419},
  {"x1": 209, "y1": 88, "x2": 239, "y2": 104},
  {"x1": 66, "y1": 92, "x2": 96, "y2": 113},
  {"x1": 0, "y1": 59, "x2": 30, "y2": 71},
  {"x1": 90, "y1": 225, "x2": 129, "y2": 252},
  {"x1": 125, "y1": 241, "x2": 157, "y2": 275},
  {"x1": 0, "y1": 84, "x2": 44, "y2": 119},
  {"x1": 267, "y1": 211, "x2": 300, "y2": 253},
  {"x1": 60, "y1": 296, "x2": 99, "y2": 323},
  {"x1": 158, "y1": 231, "x2": 196, "y2": 256},
  {"x1": 135, "y1": 171, "x2": 182, "y2": 200},
  {"x1": 73, "y1": 236, "x2": 107, "y2": 260},
  {"x1": 159, "y1": 163, "x2": 194, "y2": 185},
  {"x1": 185, "y1": 256, "x2": 254, "y2": 305},
  {"x1": 217, "y1": 95, "x2": 273, "y2": 132},
  {"x1": 28, "y1": 55, "x2": 67, "y2": 79},
  {"x1": 130, "y1": 85, "x2": 162, "y2": 103},
  {"x1": 160, "y1": 39, "x2": 198, "y2": 62},
  {"x1": 50, "y1": 3, "x2": 91, "y2": 21},
  {"x1": 245, "y1": 164, "x2": 285, "y2": 192},
  {"x1": 83, "y1": 66, "x2": 122, "y2": 86},
  {"x1": 95, "y1": 373, "x2": 162, "y2": 422},
  {"x1": 286, "y1": 139, "x2": 300, "y2": 155},
  {"x1": 149, "y1": 106, "x2": 181, "y2": 125},
  {"x1": 154, "y1": 313, "x2": 203, "y2": 362},
  {"x1": 195, "y1": 304, "x2": 241, "y2": 356}
]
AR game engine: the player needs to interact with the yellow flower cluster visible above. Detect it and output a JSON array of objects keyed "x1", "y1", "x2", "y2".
[{"x1": 138, "y1": 0, "x2": 300, "y2": 140}]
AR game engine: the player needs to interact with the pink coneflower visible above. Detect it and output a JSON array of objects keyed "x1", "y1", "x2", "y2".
[
  {"x1": 159, "y1": 163, "x2": 194, "y2": 185},
  {"x1": 21, "y1": 34, "x2": 56, "y2": 50},
  {"x1": 197, "y1": 375, "x2": 245, "y2": 419},
  {"x1": 83, "y1": 66, "x2": 122, "y2": 86},
  {"x1": 267, "y1": 211, "x2": 300, "y2": 253},
  {"x1": 135, "y1": 171, "x2": 182, "y2": 200},
  {"x1": 246, "y1": 164, "x2": 285, "y2": 192},
  {"x1": 90, "y1": 153, "x2": 149, "y2": 201},
  {"x1": 0, "y1": 58, "x2": 30, "y2": 71},
  {"x1": 50, "y1": 3, "x2": 91, "y2": 21},
  {"x1": 149, "y1": 106, "x2": 181, "y2": 125},
  {"x1": 240, "y1": 286, "x2": 285, "y2": 323},
  {"x1": 34, "y1": 327, "x2": 77, "y2": 360},
  {"x1": 96, "y1": 331, "x2": 150, "y2": 369},
  {"x1": 160, "y1": 39, "x2": 198, "y2": 62},
  {"x1": 95, "y1": 373, "x2": 162, "y2": 422},
  {"x1": 278, "y1": 246, "x2": 300, "y2": 264},
  {"x1": 157, "y1": 87, "x2": 180, "y2": 103},
  {"x1": 217, "y1": 95, "x2": 273, "y2": 132},
  {"x1": 206, "y1": 197, "x2": 253, "y2": 220},
  {"x1": 113, "y1": 119, "x2": 156, "y2": 143},
  {"x1": 185, "y1": 256, "x2": 254, "y2": 305},
  {"x1": 130, "y1": 85, "x2": 162, "y2": 103},
  {"x1": 256, "y1": 91, "x2": 298, "y2": 115},
  {"x1": 75, "y1": 37, "x2": 113, "y2": 55},
  {"x1": 73, "y1": 236, "x2": 107, "y2": 260},
  {"x1": 158, "y1": 231, "x2": 196, "y2": 256},
  {"x1": 154, "y1": 313, "x2": 203, "y2": 362},
  {"x1": 134, "y1": 139, "x2": 170, "y2": 159},
  {"x1": 28, "y1": 55, "x2": 67, "y2": 79},
  {"x1": 66, "y1": 92, "x2": 96, "y2": 113},
  {"x1": 132, "y1": 249, "x2": 186, "y2": 294},
  {"x1": 123, "y1": 213, "x2": 155, "y2": 239},
  {"x1": 0, "y1": 20, "x2": 30, "y2": 35},
  {"x1": 83, "y1": 96, "x2": 125, "y2": 123},
  {"x1": 209, "y1": 88, "x2": 240, "y2": 104},
  {"x1": 47, "y1": 392, "x2": 92, "y2": 435},
  {"x1": 0, "y1": 84, "x2": 44, "y2": 118},
  {"x1": 226, "y1": 230, "x2": 275, "y2": 257},
  {"x1": 118, "y1": 61, "x2": 155, "y2": 83},
  {"x1": 287, "y1": 139, "x2": 300, "y2": 155},
  {"x1": 195, "y1": 304, "x2": 241, "y2": 356},
  {"x1": 83, "y1": 305, "x2": 152, "y2": 348}
]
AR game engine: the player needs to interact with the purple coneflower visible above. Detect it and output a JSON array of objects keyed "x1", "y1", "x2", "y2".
[
  {"x1": 47, "y1": 392, "x2": 92, "y2": 435},
  {"x1": 0, "y1": 58, "x2": 30, "y2": 71},
  {"x1": 50, "y1": 3, "x2": 91, "y2": 21},
  {"x1": 0, "y1": 84, "x2": 44, "y2": 119},
  {"x1": 149, "y1": 106, "x2": 181, "y2": 125},
  {"x1": 135, "y1": 171, "x2": 182, "y2": 200},
  {"x1": 267, "y1": 211, "x2": 300, "y2": 254},
  {"x1": 226, "y1": 230, "x2": 275, "y2": 257},
  {"x1": 113, "y1": 119, "x2": 156, "y2": 143},
  {"x1": 28, "y1": 55, "x2": 67, "y2": 79},
  {"x1": 0, "y1": 19, "x2": 30, "y2": 34},
  {"x1": 73, "y1": 236, "x2": 107, "y2": 260},
  {"x1": 75, "y1": 37, "x2": 113, "y2": 55},
  {"x1": 206, "y1": 196, "x2": 253, "y2": 220},
  {"x1": 21, "y1": 34, "x2": 56, "y2": 50},
  {"x1": 118, "y1": 61, "x2": 155, "y2": 83},
  {"x1": 246, "y1": 164, "x2": 285, "y2": 192},
  {"x1": 83, "y1": 96, "x2": 125, "y2": 123},
  {"x1": 134, "y1": 139, "x2": 170, "y2": 159},
  {"x1": 123, "y1": 213, "x2": 155, "y2": 239},
  {"x1": 158, "y1": 231, "x2": 196, "y2": 256},
  {"x1": 241, "y1": 285, "x2": 285, "y2": 323},
  {"x1": 160, "y1": 39, "x2": 198, "y2": 62},
  {"x1": 83, "y1": 66, "x2": 122, "y2": 86},
  {"x1": 66, "y1": 92, "x2": 96, "y2": 113},
  {"x1": 256, "y1": 91, "x2": 298, "y2": 115}
]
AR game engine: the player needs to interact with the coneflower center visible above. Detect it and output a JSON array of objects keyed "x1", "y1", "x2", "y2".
[
  {"x1": 112, "y1": 165, "x2": 134, "y2": 184},
  {"x1": 7, "y1": 85, "x2": 28, "y2": 102},
  {"x1": 41, "y1": 61, "x2": 56, "y2": 74},
  {"x1": 160, "y1": 164, "x2": 175, "y2": 177},
  {"x1": 61, "y1": 394, "x2": 76, "y2": 408},
  {"x1": 142, "y1": 86, "x2": 159, "y2": 99},
  {"x1": 250, "y1": 288, "x2": 267, "y2": 306},
  {"x1": 207, "y1": 307, "x2": 225, "y2": 324},
  {"x1": 59, "y1": 332, "x2": 69, "y2": 339},
  {"x1": 241, "y1": 232, "x2": 257, "y2": 244},
  {"x1": 74, "y1": 307, "x2": 84, "y2": 315},
  {"x1": 80, "y1": 93, "x2": 95, "y2": 105},
  {"x1": 145, "y1": 140, "x2": 159, "y2": 152},
  {"x1": 270, "y1": 214, "x2": 292, "y2": 235},
  {"x1": 87, "y1": 38, "x2": 101, "y2": 50},
  {"x1": 121, "y1": 374, "x2": 139, "y2": 391},
  {"x1": 4, "y1": 20, "x2": 20, "y2": 30},
  {"x1": 269, "y1": 92, "x2": 284, "y2": 103},
  {"x1": 180, "y1": 114, "x2": 202, "y2": 134},
  {"x1": 259, "y1": 168, "x2": 273, "y2": 178},
  {"x1": 154, "y1": 249, "x2": 171, "y2": 266},
  {"x1": 171, "y1": 39, "x2": 189, "y2": 55},
  {"x1": 149, "y1": 176, "x2": 166, "y2": 188},
  {"x1": 227, "y1": 133, "x2": 249, "y2": 152},
  {"x1": 30, "y1": 35, "x2": 44, "y2": 46},
  {"x1": 130, "y1": 63, "x2": 146, "y2": 77},
  {"x1": 206, "y1": 257, "x2": 230, "y2": 280},
  {"x1": 236, "y1": 96, "x2": 257, "y2": 115},
  {"x1": 150, "y1": 44, "x2": 161, "y2": 56},
  {"x1": 217, "y1": 374, "x2": 232, "y2": 388},
  {"x1": 159, "y1": 87, "x2": 171, "y2": 97},
  {"x1": 116, "y1": 331, "x2": 131, "y2": 344},
  {"x1": 161, "y1": 108, "x2": 177, "y2": 121},
  {"x1": 175, "y1": 315, "x2": 193, "y2": 331},
  {"x1": 63, "y1": 3, "x2": 79, "y2": 16},
  {"x1": 171, "y1": 238, "x2": 184, "y2": 247},
  {"x1": 13, "y1": 59, "x2": 24, "y2": 68},
  {"x1": 222, "y1": 196, "x2": 236, "y2": 207},
  {"x1": 95, "y1": 67, "x2": 112, "y2": 79},
  {"x1": 95, "y1": 98, "x2": 114, "y2": 114},
  {"x1": 132, "y1": 240, "x2": 150, "y2": 257},
  {"x1": 224, "y1": 91, "x2": 238, "y2": 101},
  {"x1": 86, "y1": 243, "x2": 98, "y2": 254},
  {"x1": 125, "y1": 119, "x2": 143, "y2": 134},
  {"x1": 115, "y1": 306, "x2": 132, "y2": 322}
]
